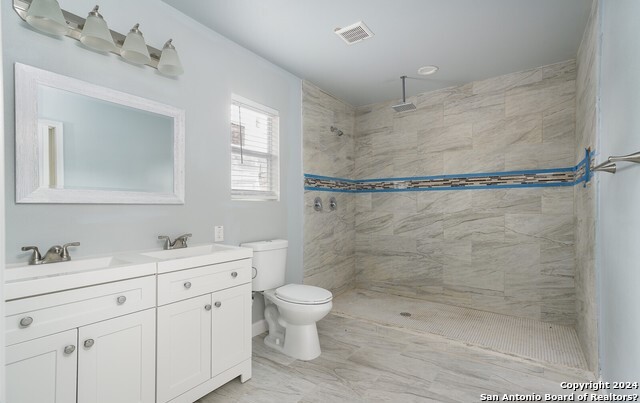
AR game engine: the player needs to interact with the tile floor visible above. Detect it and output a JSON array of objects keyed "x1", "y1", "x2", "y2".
[
  {"x1": 333, "y1": 289, "x2": 588, "y2": 369},
  {"x1": 198, "y1": 310, "x2": 593, "y2": 402}
]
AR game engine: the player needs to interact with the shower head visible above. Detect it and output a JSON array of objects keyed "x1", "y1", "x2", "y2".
[
  {"x1": 392, "y1": 76, "x2": 416, "y2": 112},
  {"x1": 330, "y1": 126, "x2": 344, "y2": 136}
]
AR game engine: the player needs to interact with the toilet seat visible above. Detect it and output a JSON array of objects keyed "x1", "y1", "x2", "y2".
[{"x1": 275, "y1": 284, "x2": 332, "y2": 305}]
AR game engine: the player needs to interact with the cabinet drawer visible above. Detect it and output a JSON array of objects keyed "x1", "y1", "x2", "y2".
[
  {"x1": 5, "y1": 276, "x2": 156, "y2": 346},
  {"x1": 157, "y1": 259, "x2": 251, "y2": 306}
]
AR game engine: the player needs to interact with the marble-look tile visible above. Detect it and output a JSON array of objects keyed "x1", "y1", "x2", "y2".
[
  {"x1": 443, "y1": 147, "x2": 505, "y2": 174},
  {"x1": 443, "y1": 212, "x2": 505, "y2": 242},
  {"x1": 418, "y1": 123, "x2": 473, "y2": 153},
  {"x1": 542, "y1": 59, "x2": 577, "y2": 82},
  {"x1": 472, "y1": 189, "x2": 542, "y2": 213},
  {"x1": 505, "y1": 79, "x2": 575, "y2": 118},
  {"x1": 473, "y1": 67, "x2": 542, "y2": 94},
  {"x1": 443, "y1": 260, "x2": 504, "y2": 292},
  {"x1": 355, "y1": 211, "x2": 394, "y2": 235},
  {"x1": 505, "y1": 213, "x2": 574, "y2": 246},
  {"x1": 540, "y1": 240, "x2": 575, "y2": 277},
  {"x1": 416, "y1": 82, "x2": 473, "y2": 108},
  {"x1": 393, "y1": 213, "x2": 443, "y2": 239},
  {"x1": 504, "y1": 139, "x2": 574, "y2": 171},
  {"x1": 543, "y1": 99, "x2": 575, "y2": 143},
  {"x1": 472, "y1": 113, "x2": 543, "y2": 149},
  {"x1": 371, "y1": 193, "x2": 417, "y2": 213},
  {"x1": 542, "y1": 188, "x2": 574, "y2": 215},
  {"x1": 394, "y1": 102, "x2": 443, "y2": 133},
  {"x1": 417, "y1": 190, "x2": 472, "y2": 214},
  {"x1": 443, "y1": 90, "x2": 505, "y2": 125}
]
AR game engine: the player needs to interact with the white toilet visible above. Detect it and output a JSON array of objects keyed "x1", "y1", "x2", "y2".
[{"x1": 241, "y1": 239, "x2": 333, "y2": 361}]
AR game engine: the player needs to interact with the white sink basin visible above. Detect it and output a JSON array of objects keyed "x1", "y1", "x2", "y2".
[
  {"x1": 4, "y1": 255, "x2": 156, "y2": 300},
  {"x1": 141, "y1": 244, "x2": 252, "y2": 273}
]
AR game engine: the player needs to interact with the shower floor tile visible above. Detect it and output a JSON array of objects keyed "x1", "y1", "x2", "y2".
[{"x1": 332, "y1": 289, "x2": 589, "y2": 370}]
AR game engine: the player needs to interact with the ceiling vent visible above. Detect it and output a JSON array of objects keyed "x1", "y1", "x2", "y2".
[{"x1": 334, "y1": 21, "x2": 374, "y2": 45}]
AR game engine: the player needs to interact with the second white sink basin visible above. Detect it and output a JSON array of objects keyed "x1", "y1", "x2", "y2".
[{"x1": 141, "y1": 244, "x2": 252, "y2": 273}]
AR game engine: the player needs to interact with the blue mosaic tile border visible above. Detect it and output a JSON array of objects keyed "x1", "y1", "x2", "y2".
[{"x1": 305, "y1": 150, "x2": 595, "y2": 193}]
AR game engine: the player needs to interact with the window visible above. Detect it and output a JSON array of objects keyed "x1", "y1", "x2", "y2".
[{"x1": 230, "y1": 95, "x2": 280, "y2": 200}]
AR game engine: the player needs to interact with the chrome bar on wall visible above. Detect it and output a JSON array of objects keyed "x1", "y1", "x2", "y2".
[
  {"x1": 608, "y1": 151, "x2": 640, "y2": 164},
  {"x1": 593, "y1": 150, "x2": 640, "y2": 175}
]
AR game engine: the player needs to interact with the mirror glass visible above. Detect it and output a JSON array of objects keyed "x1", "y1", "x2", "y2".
[{"x1": 15, "y1": 63, "x2": 185, "y2": 204}]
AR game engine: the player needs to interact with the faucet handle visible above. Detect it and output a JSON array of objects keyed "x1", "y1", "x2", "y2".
[
  {"x1": 21, "y1": 246, "x2": 42, "y2": 263},
  {"x1": 61, "y1": 242, "x2": 80, "y2": 259},
  {"x1": 176, "y1": 233, "x2": 192, "y2": 240},
  {"x1": 158, "y1": 235, "x2": 172, "y2": 250}
]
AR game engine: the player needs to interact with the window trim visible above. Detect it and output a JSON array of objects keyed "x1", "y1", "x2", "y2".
[{"x1": 230, "y1": 94, "x2": 280, "y2": 201}]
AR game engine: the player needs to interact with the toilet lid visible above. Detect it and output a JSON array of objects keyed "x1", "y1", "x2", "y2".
[{"x1": 275, "y1": 284, "x2": 333, "y2": 305}]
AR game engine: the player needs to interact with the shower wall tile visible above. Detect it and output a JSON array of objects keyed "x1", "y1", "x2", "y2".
[
  {"x1": 302, "y1": 81, "x2": 356, "y2": 295},
  {"x1": 354, "y1": 60, "x2": 578, "y2": 325},
  {"x1": 574, "y1": 0, "x2": 599, "y2": 373}
]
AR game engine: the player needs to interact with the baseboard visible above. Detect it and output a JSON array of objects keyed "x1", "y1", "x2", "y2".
[{"x1": 252, "y1": 319, "x2": 267, "y2": 337}]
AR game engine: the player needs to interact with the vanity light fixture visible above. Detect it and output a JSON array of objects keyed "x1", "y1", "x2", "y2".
[
  {"x1": 157, "y1": 39, "x2": 184, "y2": 77},
  {"x1": 121, "y1": 23, "x2": 151, "y2": 65},
  {"x1": 25, "y1": 0, "x2": 68, "y2": 36},
  {"x1": 13, "y1": 0, "x2": 184, "y2": 76},
  {"x1": 80, "y1": 5, "x2": 116, "y2": 52}
]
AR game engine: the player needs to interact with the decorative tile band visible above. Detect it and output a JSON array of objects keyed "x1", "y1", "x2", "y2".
[{"x1": 305, "y1": 150, "x2": 595, "y2": 193}]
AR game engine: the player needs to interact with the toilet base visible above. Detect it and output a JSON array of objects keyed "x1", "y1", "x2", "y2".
[{"x1": 264, "y1": 323, "x2": 321, "y2": 361}]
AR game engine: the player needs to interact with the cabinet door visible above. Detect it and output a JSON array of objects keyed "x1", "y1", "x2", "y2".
[
  {"x1": 6, "y1": 329, "x2": 78, "y2": 403},
  {"x1": 157, "y1": 294, "x2": 212, "y2": 403},
  {"x1": 211, "y1": 283, "x2": 252, "y2": 376},
  {"x1": 77, "y1": 309, "x2": 156, "y2": 403}
]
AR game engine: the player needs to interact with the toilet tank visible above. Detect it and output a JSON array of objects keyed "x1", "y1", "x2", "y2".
[{"x1": 240, "y1": 239, "x2": 288, "y2": 291}]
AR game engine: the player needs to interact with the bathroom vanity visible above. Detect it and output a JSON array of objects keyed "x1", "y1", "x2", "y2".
[{"x1": 3, "y1": 244, "x2": 253, "y2": 403}]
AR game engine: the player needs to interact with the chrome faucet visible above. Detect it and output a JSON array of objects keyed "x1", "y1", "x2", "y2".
[
  {"x1": 158, "y1": 234, "x2": 192, "y2": 250},
  {"x1": 21, "y1": 242, "x2": 80, "y2": 265}
]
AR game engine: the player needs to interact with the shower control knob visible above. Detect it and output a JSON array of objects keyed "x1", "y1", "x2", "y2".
[
  {"x1": 184, "y1": 281, "x2": 192, "y2": 289},
  {"x1": 231, "y1": 271, "x2": 238, "y2": 278},
  {"x1": 214, "y1": 301, "x2": 221, "y2": 308}
]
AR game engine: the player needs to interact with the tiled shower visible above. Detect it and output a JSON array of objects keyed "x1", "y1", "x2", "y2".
[{"x1": 302, "y1": 3, "x2": 598, "y2": 374}]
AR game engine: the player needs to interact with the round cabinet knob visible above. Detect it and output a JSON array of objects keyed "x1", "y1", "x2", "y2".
[
  {"x1": 231, "y1": 271, "x2": 238, "y2": 278},
  {"x1": 184, "y1": 281, "x2": 192, "y2": 289},
  {"x1": 19, "y1": 316, "x2": 33, "y2": 328},
  {"x1": 84, "y1": 339, "x2": 95, "y2": 348},
  {"x1": 116, "y1": 296, "x2": 127, "y2": 305},
  {"x1": 214, "y1": 301, "x2": 222, "y2": 308},
  {"x1": 64, "y1": 345, "x2": 76, "y2": 355},
  {"x1": 204, "y1": 304, "x2": 212, "y2": 311}
]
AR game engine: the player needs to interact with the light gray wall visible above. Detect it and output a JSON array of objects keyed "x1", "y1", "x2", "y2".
[
  {"x1": 598, "y1": 0, "x2": 640, "y2": 382},
  {"x1": 574, "y1": 0, "x2": 600, "y2": 374},
  {"x1": 2, "y1": 0, "x2": 303, "y2": 290}
]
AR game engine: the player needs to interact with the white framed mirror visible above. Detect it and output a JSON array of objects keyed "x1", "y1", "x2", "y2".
[{"x1": 15, "y1": 63, "x2": 185, "y2": 204}]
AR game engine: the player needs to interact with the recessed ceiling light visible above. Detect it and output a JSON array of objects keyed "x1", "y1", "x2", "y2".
[{"x1": 418, "y1": 65, "x2": 439, "y2": 75}]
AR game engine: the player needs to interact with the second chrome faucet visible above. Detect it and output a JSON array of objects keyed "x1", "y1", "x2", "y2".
[{"x1": 158, "y1": 233, "x2": 192, "y2": 250}]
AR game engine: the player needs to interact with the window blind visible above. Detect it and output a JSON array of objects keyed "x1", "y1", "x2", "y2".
[{"x1": 230, "y1": 95, "x2": 280, "y2": 200}]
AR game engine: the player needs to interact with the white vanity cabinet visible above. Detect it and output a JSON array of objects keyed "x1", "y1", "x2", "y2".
[
  {"x1": 156, "y1": 259, "x2": 252, "y2": 403},
  {"x1": 4, "y1": 275, "x2": 157, "y2": 403}
]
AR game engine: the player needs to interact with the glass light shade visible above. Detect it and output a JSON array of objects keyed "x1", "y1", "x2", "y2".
[
  {"x1": 26, "y1": 0, "x2": 68, "y2": 36},
  {"x1": 80, "y1": 6, "x2": 116, "y2": 52},
  {"x1": 120, "y1": 24, "x2": 151, "y2": 65},
  {"x1": 158, "y1": 40, "x2": 184, "y2": 76}
]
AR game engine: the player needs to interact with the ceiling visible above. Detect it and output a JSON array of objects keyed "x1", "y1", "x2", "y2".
[{"x1": 162, "y1": 0, "x2": 591, "y2": 106}]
